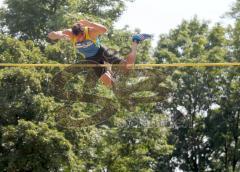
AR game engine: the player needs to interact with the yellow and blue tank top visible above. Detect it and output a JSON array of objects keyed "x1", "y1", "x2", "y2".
[{"x1": 72, "y1": 27, "x2": 100, "y2": 58}]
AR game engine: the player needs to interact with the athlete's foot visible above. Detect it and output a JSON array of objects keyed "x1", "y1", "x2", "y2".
[{"x1": 132, "y1": 33, "x2": 153, "y2": 43}]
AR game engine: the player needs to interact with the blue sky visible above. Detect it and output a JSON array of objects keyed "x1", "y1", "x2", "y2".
[{"x1": 114, "y1": 0, "x2": 236, "y2": 46}]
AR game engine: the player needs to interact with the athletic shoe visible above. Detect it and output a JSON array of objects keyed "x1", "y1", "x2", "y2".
[{"x1": 132, "y1": 33, "x2": 152, "y2": 43}]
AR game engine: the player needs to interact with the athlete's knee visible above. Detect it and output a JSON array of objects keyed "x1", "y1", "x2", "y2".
[{"x1": 99, "y1": 71, "x2": 115, "y2": 88}]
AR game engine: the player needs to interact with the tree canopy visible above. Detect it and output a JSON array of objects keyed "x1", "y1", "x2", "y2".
[{"x1": 0, "y1": 0, "x2": 240, "y2": 171}]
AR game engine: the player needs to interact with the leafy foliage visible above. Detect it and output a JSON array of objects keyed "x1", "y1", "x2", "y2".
[
  {"x1": 154, "y1": 16, "x2": 240, "y2": 171},
  {"x1": 0, "y1": 0, "x2": 240, "y2": 171},
  {"x1": 0, "y1": 120, "x2": 79, "y2": 171}
]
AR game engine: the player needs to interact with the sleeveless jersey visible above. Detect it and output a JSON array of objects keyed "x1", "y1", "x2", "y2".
[{"x1": 72, "y1": 27, "x2": 100, "y2": 58}]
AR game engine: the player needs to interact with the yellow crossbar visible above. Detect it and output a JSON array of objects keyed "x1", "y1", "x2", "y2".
[{"x1": 0, "y1": 63, "x2": 240, "y2": 68}]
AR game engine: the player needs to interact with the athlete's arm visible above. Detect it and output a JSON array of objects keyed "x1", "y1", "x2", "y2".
[
  {"x1": 48, "y1": 29, "x2": 73, "y2": 41},
  {"x1": 79, "y1": 20, "x2": 108, "y2": 39}
]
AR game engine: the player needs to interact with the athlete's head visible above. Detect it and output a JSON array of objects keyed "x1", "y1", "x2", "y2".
[{"x1": 72, "y1": 23, "x2": 84, "y2": 36}]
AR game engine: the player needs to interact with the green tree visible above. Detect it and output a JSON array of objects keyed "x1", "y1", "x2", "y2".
[
  {"x1": 0, "y1": 120, "x2": 80, "y2": 171},
  {"x1": 154, "y1": 18, "x2": 229, "y2": 171},
  {"x1": 0, "y1": 0, "x2": 133, "y2": 41},
  {"x1": 202, "y1": 3, "x2": 240, "y2": 170},
  {"x1": 0, "y1": 1, "x2": 175, "y2": 171},
  {"x1": 0, "y1": 0, "x2": 67, "y2": 40},
  {"x1": 206, "y1": 79, "x2": 240, "y2": 171},
  {"x1": 226, "y1": 0, "x2": 240, "y2": 20}
]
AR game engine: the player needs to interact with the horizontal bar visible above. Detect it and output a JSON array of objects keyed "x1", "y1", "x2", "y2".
[{"x1": 0, "y1": 63, "x2": 240, "y2": 68}]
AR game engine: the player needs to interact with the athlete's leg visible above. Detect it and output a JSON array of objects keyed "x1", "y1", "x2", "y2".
[
  {"x1": 84, "y1": 53, "x2": 112, "y2": 88},
  {"x1": 99, "y1": 70, "x2": 115, "y2": 88},
  {"x1": 122, "y1": 41, "x2": 138, "y2": 70},
  {"x1": 99, "y1": 42, "x2": 138, "y2": 87},
  {"x1": 100, "y1": 34, "x2": 152, "y2": 87},
  {"x1": 84, "y1": 69, "x2": 113, "y2": 88},
  {"x1": 121, "y1": 33, "x2": 153, "y2": 70}
]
